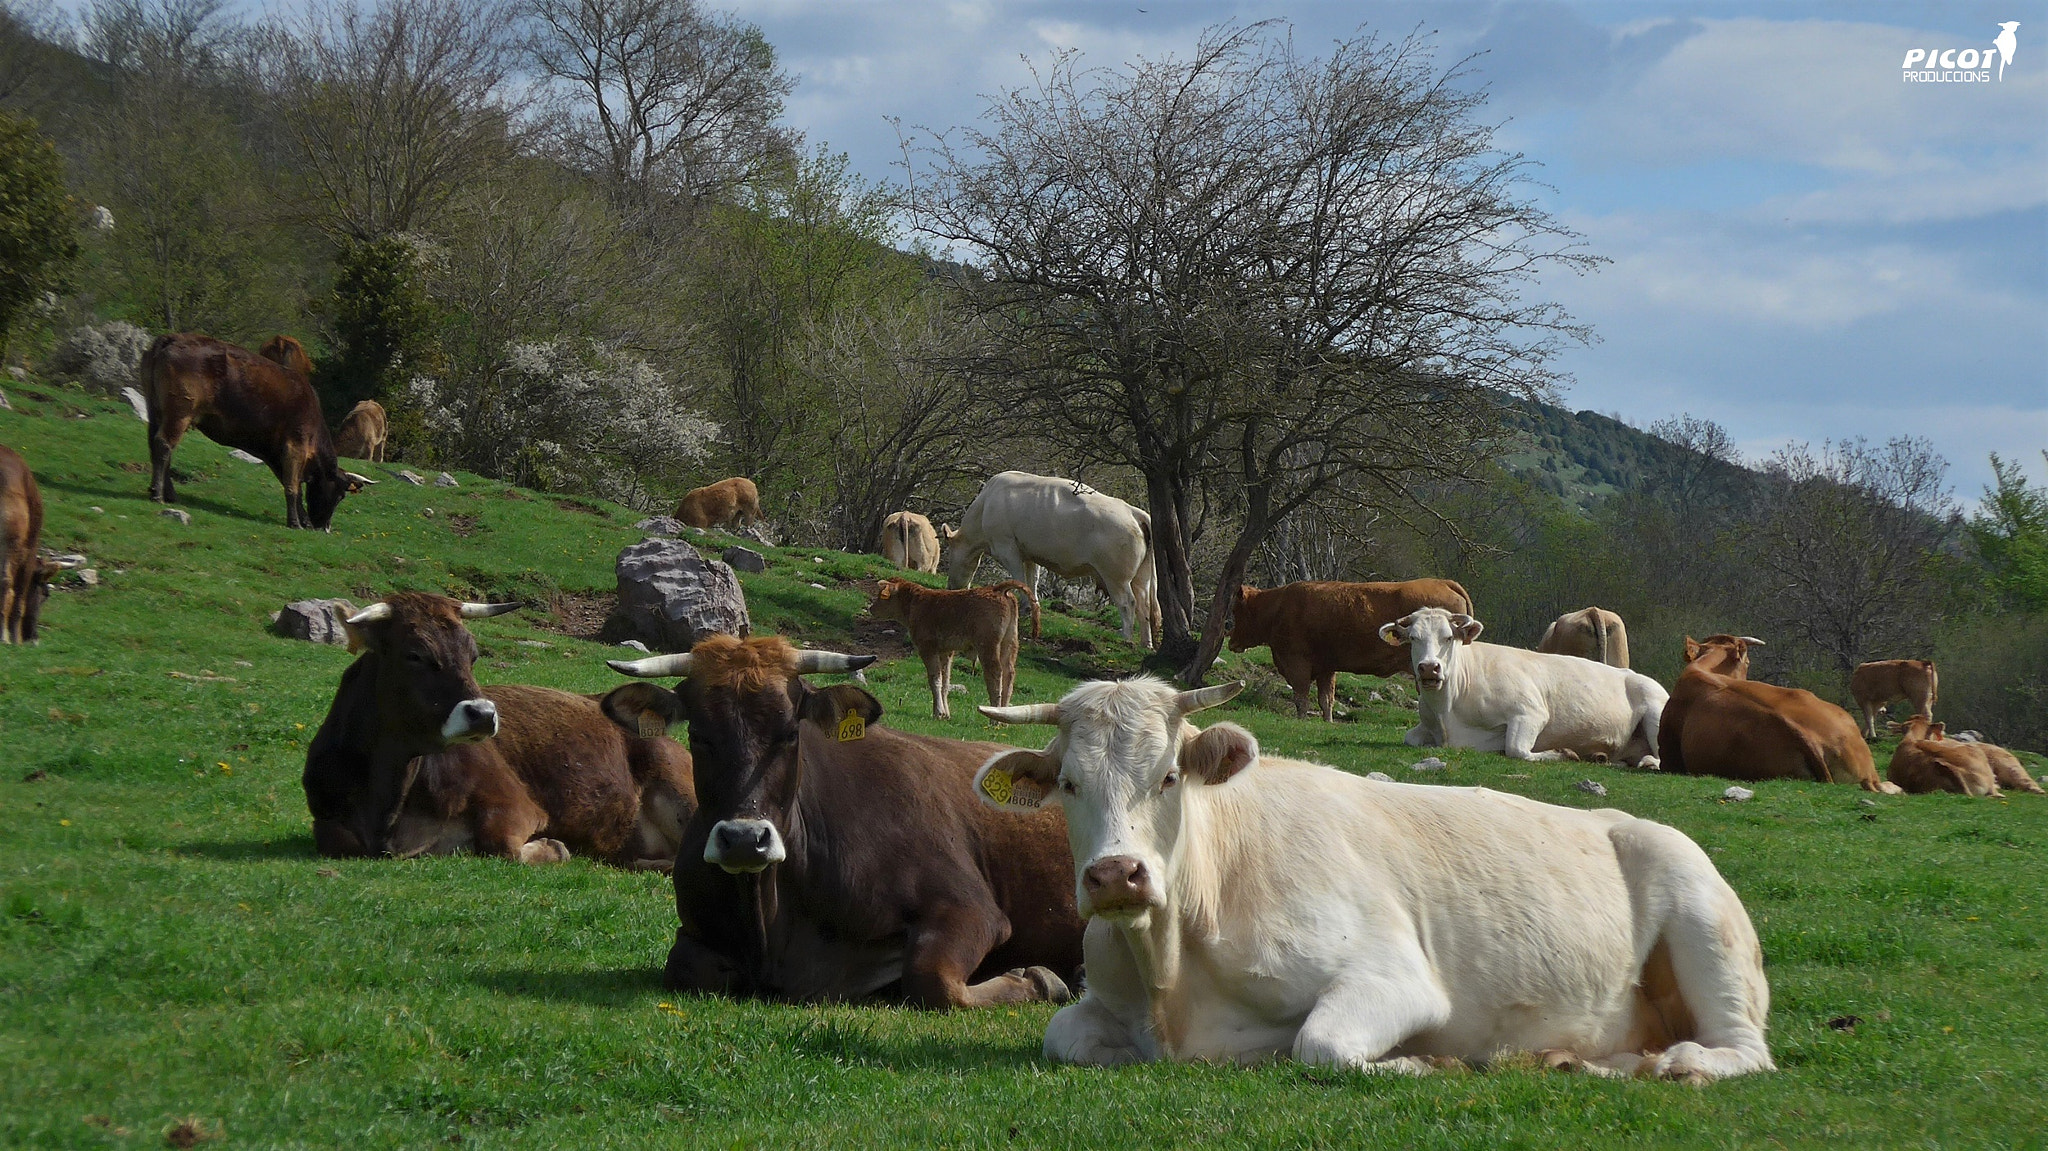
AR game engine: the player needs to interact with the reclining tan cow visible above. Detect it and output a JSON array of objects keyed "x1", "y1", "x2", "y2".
[
  {"x1": 1660, "y1": 635, "x2": 1896, "y2": 793},
  {"x1": 1887, "y1": 717, "x2": 2042, "y2": 796}
]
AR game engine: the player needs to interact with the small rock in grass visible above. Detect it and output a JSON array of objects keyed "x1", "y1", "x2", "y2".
[
  {"x1": 273, "y1": 598, "x2": 358, "y2": 645},
  {"x1": 1410, "y1": 757, "x2": 1447, "y2": 772},
  {"x1": 229, "y1": 448, "x2": 263, "y2": 464},
  {"x1": 1365, "y1": 771, "x2": 1394, "y2": 783},
  {"x1": 808, "y1": 582, "x2": 826, "y2": 590},
  {"x1": 121, "y1": 386, "x2": 148, "y2": 421},
  {"x1": 517, "y1": 640, "x2": 551, "y2": 649},
  {"x1": 396, "y1": 469, "x2": 424, "y2": 485},
  {"x1": 634, "y1": 516, "x2": 686, "y2": 536},
  {"x1": 89, "y1": 505, "x2": 104, "y2": 514},
  {"x1": 1857, "y1": 797, "x2": 1879, "y2": 808},
  {"x1": 159, "y1": 508, "x2": 192, "y2": 525},
  {"x1": 948, "y1": 684, "x2": 968, "y2": 694},
  {"x1": 0, "y1": 389, "x2": 9, "y2": 411},
  {"x1": 1948, "y1": 730, "x2": 1982, "y2": 743},
  {"x1": 74, "y1": 568, "x2": 98, "y2": 587},
  {"x1": 618, "y1": 639, "x2": 650, "y2": 652},
  {"x1": 1575, "y1": 779, "x2": 1607, "y2": 797},
  {"x1": 1723, "y1": 786, "x2": 1754, "y2": 802},
  {"x1": 721, "y1": 545, "x2": 766, "y2": 574},
  {"x1": 434, "y1": 472, "x2": 458, "y2": 487},
  {"x1": 812, "y1": 556, "x2": 825, "y2": 564}
]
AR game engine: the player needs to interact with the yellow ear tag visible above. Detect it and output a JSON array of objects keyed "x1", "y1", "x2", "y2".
[
  {"x1": 837, "y1": 713, "x2": 866, "y2": 742},
  {"x1": 980, "y1": 767, "x2": 1014, "y2": 805},
  {"x1": 638, "y1": 712, "x2": 666, "y2": 740}
]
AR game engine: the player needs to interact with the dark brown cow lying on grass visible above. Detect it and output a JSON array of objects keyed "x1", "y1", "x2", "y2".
[
  {"x1": 1230, "y1": 578, "x2": 1474, "y2": 722},
  {"x1": 1660, "y1": 635, "x2": 1897, "y2": 793},
  {"x1": 304, "y1": 593, "x2": 695, "y2": 866},
  {"x1": 141, "y1": 333, "x2": 376, "y2": 529},
  {"x1": 602, "y1": 635, "x2": 1084, "y2": 1006}
]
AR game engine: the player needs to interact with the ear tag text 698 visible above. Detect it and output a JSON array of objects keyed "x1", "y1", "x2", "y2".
[{"x1": 837, "y1": 713, "x2": 866, "y2": 742}]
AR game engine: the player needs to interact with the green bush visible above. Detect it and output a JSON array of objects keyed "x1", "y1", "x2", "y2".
[{"x1": 0, "y1": 111, "x2": 78, "y2": 352}]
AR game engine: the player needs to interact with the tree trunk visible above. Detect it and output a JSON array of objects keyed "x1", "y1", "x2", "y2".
[
  {"x1": 1181, "y1": 487, "x2": 1271, "y2": 685},
  {"x1": 1143, "y1": 468, "x2": 1199, "y2": 662}
]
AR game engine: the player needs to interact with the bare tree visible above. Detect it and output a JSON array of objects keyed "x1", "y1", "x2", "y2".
[
  {"x1": 1748, "y1": 437, "x2": 1956, "y2": 672},
  {"x1": 911, "y1": 23, "x2": 1597, "y2": 671},
  {"x1": 259, "y1": 0, "x2": 517, "y2": 240},
  {"x1": 521, "y1": 0, "x2": 794, "y2": 212}
]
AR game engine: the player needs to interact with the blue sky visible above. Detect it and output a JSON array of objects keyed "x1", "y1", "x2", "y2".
[{"x1": 727, "y1": 0, "x2": 2048, "y2": 504}]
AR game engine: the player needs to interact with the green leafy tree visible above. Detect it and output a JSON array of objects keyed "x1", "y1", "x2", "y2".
[
  {"x1": 0, "y1": 109, "x2": 76, "y2": 351},
  {"x1": 1969, "y1": 452, "x2": 2048, "y2": 610},
  {"x1": 325, "y1": 233, "x2": 440, "y2": 413}
]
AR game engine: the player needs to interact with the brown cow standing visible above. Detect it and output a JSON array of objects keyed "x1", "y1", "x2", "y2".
[
  {"x1": 1230, "y1": 579, "x2": 1474, "y2": 721},
  {"x1": 866, "y1": 577, "x2": 1039, "y2": 718},
  {"x1": 141, "y1": 333, "x2": 375, "y2": 529},
  {"x1": 881, "y1": 510, "x2": 945, "y2": 573},
  {"x1": 1537, "y1": 606, "x2": 1631, "y2": 668},
  {"x1": 674, "y1": 477, "x2": 760, "y2": 530},
  {"x1": 1, "y1": 444, "x2": 79, "y2": 644},
  {"x1": 601, "y1": 636, "x2": 1084, "y2": 1007},
  {"x1": 305, "y1": 593, "x2": 695, "y2": 866},
  {"x1": 1660, "y1": 635, "x2": 1897, "y2": 793},
  {"x1": 1850, "y1": 659, "x2": 1938, "y2": 739},
  {"x1": 1886, "y1": 717, "x2": 2000, "y2": 796},
  {"x1": 259, "y1": 335, "x2": 315, "y2": 377},
  {"x1": 333, "y1": 400, "x2": 389, "y2": 462}
]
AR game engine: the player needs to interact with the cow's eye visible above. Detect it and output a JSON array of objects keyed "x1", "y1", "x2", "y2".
[
  {"x1": 1060, "y1": 779, "x2": 1076, "y2": 795},
  {"x1": 1161, "y1": 771, "x2": 1179, "y2": 790},
  {"x1": 405, "y1": 651, "x2": 425, "y2": 665}
]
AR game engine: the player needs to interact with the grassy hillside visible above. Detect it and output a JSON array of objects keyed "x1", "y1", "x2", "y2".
[{"x1": 3, "y1": 382, "x2": 2045, "y2": 1148}]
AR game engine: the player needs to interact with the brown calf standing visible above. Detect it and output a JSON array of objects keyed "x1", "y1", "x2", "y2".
[
  {"x1": 333, "y1": 400, "x2": 389, "y2": 462},
  {"x1": 675, "y1": 477, "x2": 760, "y2": 530},
  {"x1": 1886, "y1": 717, "x2": 1999, "y2": 796},
  {"x1": 868, "y1": 577, "x2": 1039, "y2": 719},
  {"x1": 1, "y1": 444, "x2": 79, "y2": 644},
  {"x1": 1850, "y1": 659, "x2": 1938, "y2": 739}
]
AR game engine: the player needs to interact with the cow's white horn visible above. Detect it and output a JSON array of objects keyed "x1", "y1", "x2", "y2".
[
  {"x1": 1736, "y1": 636, "x2": 1767, "y2": 646},
  {"x1": 345, "y1": 602, "x2": 394, "y2": 625},
  {"x1": 1176, "y1": 681, "x2": 1244, "y2": 714},
  {"x1": 343, "y1": 471, "x2": 378, "y2": 485},
  {"x1": 457, "y1": 601, "x2": 522, "y2": 619},
  {"x1": 981, "y1": 702, "x2": 1061, "y2": 725},
  {"x1": 609, "y1": 653, "x2": 695, "y2": 678},
  {"x1": 794, "y1": 651, "x2": 877, "y2": 674}
]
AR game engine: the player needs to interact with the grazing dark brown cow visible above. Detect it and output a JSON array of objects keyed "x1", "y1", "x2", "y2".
[
  {"x1": 1886, "y1": 717, "x2": 2000, "y2": 796},
  {"x1": 259, "y1": 334, "x2": 315, "y2": 377},
  {"x1": 1660, "y1": 635, "x2": 1897, "y2": 793},
  {"x1": 1230, "y1": 579, "x2": 1474, "y2": 721},
  {"x1": 1850, "y1": 659, "x2": 1938, "y2": 739},
  {"x1": 305, "y1": 593, "x2": 695, "y2": 866},
  {"x1": 333, "y1": 400, "x2": 389, "y2": 463},
  {"x1": 1, "y1": 444, "x2": 80, "y2": 644},
  {"x1": 866, "y1": 577, "x2": 1039, "y2": 718},
  {"x1": 601, "y1": 635, "x2": 1084, "y2": 1007},
  {"x1": 674, "y1": 477, "x2": 760, "y2": 530},
  {"x1": 141, "y1": 333, "x2": 375, "y2": 530}
]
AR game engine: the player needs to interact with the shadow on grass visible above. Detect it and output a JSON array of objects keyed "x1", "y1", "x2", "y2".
[
  {"x1": 474, "y1": 965, "x2": 663, "y2": 1006},
  {"x1": 175, "y1": 836, "x2": 316, "y2": 860},
  {"x1": 777, "y1": 1024, "x2": 1042, "y2": 1074}
]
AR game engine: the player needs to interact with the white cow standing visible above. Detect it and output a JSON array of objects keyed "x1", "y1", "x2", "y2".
[
  {"x1": 947, "y1": 471, "x2": 1161, "y2": 648},
  {"x1": 974, "y1": 678, "x2": 1774, "y2": 1081},
  {"x1": 1382, "y1": 607, "x2": 1667, "y2": 768}
]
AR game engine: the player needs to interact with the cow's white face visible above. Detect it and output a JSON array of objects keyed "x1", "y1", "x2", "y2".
[
  {"x1": 975, "y1": 678, "x2": 1250, "y2": 923},
  {"x1": 1379, "y1": 606, "x2": 1484, "y2": 691}
]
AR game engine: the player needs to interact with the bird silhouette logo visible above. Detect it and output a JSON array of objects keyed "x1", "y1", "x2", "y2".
[{"x1": 1994, "y1": 22, "x2": 2019, "y2": 81}]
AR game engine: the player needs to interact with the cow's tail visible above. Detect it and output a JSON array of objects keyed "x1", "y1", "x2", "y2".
[
  {"x1": 995, "y1": 580, "x2": 1040, "y2": 639},
  {"x1": 1923, "y1": 660, "x2": 1939, "y2": 709},
  {"x1": 1134, "y1": 509, "x2": 1162, "y2": 637},
  {"x1": 1593, "y1": 608, "x2": 1610, "y2": 666},
  {"x1": 139, "y1": 334, "x2": 175, "y2": 427}
]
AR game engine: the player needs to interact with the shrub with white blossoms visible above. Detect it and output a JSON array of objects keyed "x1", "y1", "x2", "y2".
[
  {"x1": 48, "y1": 321, "x2": 154, "y2": 394},
  {"x1": 408, "y1": 339, "x2": 718, "y2": 508}
]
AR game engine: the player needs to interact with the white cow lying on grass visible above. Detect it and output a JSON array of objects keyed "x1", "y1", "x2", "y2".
[
  {"x1": 975, "y1": 678, "x2": 1774, "y2": 1082},
  {"x1": 1381, "y1": 607, "x2": 1668, "y2": 768}
]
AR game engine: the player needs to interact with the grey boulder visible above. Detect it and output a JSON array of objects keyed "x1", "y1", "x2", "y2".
[
  {"x1": 274, "y1": 598, "x2": 360, "y2": 645},
  {"x1": 610, "y1": 539, "x2": 750, "y2": 652}
]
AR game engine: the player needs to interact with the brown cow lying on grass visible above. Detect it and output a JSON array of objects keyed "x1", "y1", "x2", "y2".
[
  {"x1": 1850, "y1": 659, "x2": 1938, "y2": 739},
  {"x1": 1660, "y1": 635, "x2": 1899, "y2": 793},
  {"x1": 1887, "y1": 718, "x2": 2043, "y2": 796},
  {"x1": 333, "y1": 400, "x2": 388, "y2": 462},
  {"x1": 867, "y1": 577, "x2": 1039, "y2": 718},
  {"x1": 1230, "y1": 579, "x2": 1473, "y2": 722},
  {"x1": 304, "y1": 593, "x2": 695, "y2": 866},
  {"x1": 675, "y1": 477, "x2": 760, "y2": 530}
]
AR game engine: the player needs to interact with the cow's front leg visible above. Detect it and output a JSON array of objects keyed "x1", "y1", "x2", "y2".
[
  {"x1": 664, "y1": 929, "x2": 740, "y2": 994},
  {"x1": 923, "y1": 650, "x2": 951, "y2": 718},
  {"x1": 1503, "y1": 716, "x2": 1570, "y2": 761},
  {"x1": 1044, "y1": 994, "x2": 1147, "y2": 1065},
  {"x1": 1292, "y1": 958, "x2": 1453, "y2": 1072},
  {"x1": 900, "y1": 905, "x2": 1068, "y2": 1009}
]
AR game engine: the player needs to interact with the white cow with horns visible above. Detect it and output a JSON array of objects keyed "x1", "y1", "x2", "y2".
[
  {"x1": 1381, "y1": 607, "x2": 1668, "y2": 768},
  {"x1": 946, "y1": 471, "x2": 1161, "y2": 648},
  {"x1": 973, "y1": 677, "x2": 1774, "y2": 1081}
]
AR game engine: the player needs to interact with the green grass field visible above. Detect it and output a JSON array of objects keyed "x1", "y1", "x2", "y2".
[{"x1": 4, "y1": 385, "x2": 2045, "y2": 1149}]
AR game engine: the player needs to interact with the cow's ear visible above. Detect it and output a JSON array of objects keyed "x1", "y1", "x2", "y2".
[
  {"x1": 1378, "y1": 619, "x2": 1408, "y2": 646},
  {"x1": 974, "y1": 746, "x2": 1059, "y2": 812},
  {"x1": 1451, "y1": 614, "x2": 1484, "y2": 644},
  {"x1": 1683, "y1": 636, "x2": 1702, "y2": 663},
  {"x1": 601, "y1": 683, "x2": 685, "y2": 740},
  {"x1": 800, "y1": 684, "x2": 884, "y2": 731},
  {"x1": 1180, "y1": 721, "x2": 1256, "y2": 785}
]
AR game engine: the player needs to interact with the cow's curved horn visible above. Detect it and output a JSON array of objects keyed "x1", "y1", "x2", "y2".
[
  {"x1": 345, "y1": 602, "x2": 394, "y2": 625},
  {"x1": 342, "y1": 471, "x2": 378, "y2": 485},
  {"x1": 1176, "y1": 681, "x2": 1244, "y2": 714},
  {"x1": 48, "y1": 553, "x2": 88, "y2": 570},
  {"x1": 981, "y1": 702, "x2": 1061, "y2": 725},
  {"x1": 457, "y1": 601, "x2": 521, "y2": 619},
  {"x1": 794, "y1": 650, "x2": 877, "y2": 674},
  {"x1": 1736, "y1": 636, "x2": 1767, "y2": 646},
  {"x1": 608, "y1": 653, "x2": 695, "y2": 678}
]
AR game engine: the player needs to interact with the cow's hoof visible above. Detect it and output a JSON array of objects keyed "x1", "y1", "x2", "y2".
[
  {"x1": 518, "y1": 837, "x2": 571, "y2": 863},
  {"x1": 1540, "y1": 1048, "x2": 1584, "y2": 1072},
  {"x1": 1558, "y1": 748, "x2": 1582, "y2": 762},
  {"x1": 1636, "y1": 756, "x2": 1661, "y2": 771},
  {"x1": 1013, "y1": 966, "x2": 1072, "y2": 1003}
]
